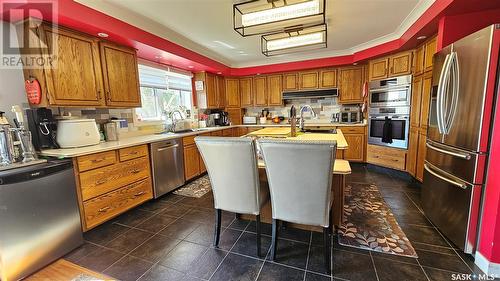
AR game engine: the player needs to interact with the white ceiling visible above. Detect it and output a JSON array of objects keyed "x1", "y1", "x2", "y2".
[{"x1": 77, "y1": 0, "x2": 435, "y2": 68}]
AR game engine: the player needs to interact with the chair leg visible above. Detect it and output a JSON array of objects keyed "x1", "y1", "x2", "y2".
[
  {"x1": 328, "y1": 207, "x2": 334, "y2": 236},
  {"x1": 235, "y1": 213, "x2": 240, "y2": 220},
  {"x1": 256, "y1": 215, "x2": 262, "y2": 257},
  {"x1": 324, "y1": 227, "x2": 331, "y2": 275},
  {"x1": 213, "y1": 209, "x2": 222, "y2": 248},
  {"x1": 270, "y1": 219, "x2": 279, "y2": 261}
]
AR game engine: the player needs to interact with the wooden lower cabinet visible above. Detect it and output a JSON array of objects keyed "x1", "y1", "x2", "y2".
[
  {"x1": 340, "y1": 126, "x2": 366, "y2": 162},
  {"x1": 75, "y1": 144, "x2": 153, "y2": 231},
  {"x1": 415, "y1": 131, "x2": 427, "y2": 181},
  {"x1": 183, "y1": 143, "x2": 201, "y2": 181},
  {"x1": 406, "y1": 126, "x2": 419, "y2": 177},
  {"x1": 367, "y1": 144, "x2": 407, "y2": 171}
]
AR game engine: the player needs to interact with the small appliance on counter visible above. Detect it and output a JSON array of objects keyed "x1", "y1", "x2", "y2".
[
  {"x1": 26, "y1": 108, "x2": 59, "y2": 151},
  {"x1": 340, "y1": 105, "x2": 362, "y2": 124},
  {"x1": 56, "y1": 119, "x2": 100, "y2": 148},
  {"x1": 243, "y1": 116, "x2": 257, "y2": 125},
  {"x1": 208, "y1": 110, "x2": 230, "y2": 126}
]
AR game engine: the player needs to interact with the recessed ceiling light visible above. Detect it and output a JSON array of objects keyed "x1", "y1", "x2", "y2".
[
  {"x1": 188, "y1": 65, "x2": 194, "y2": 69},
  {"x1": 214, "y1": 40, "x2": 236, "y2": 49},
  {"x1": 417, "y1": 35, "x2": 427, "y2": 40},
  {"x1": 353, "y1": 62, "x2": 358, "y2": 65},
  {"x1": 97, "y1": 32, "x2": 109, "y2": 38},
  {"x1": 217, "y1": 72, "x2": 222, "y2": 74}
]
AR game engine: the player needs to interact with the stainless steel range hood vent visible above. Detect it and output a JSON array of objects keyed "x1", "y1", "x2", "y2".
[{"x1": 282, "y1": 89, "x2": 338, "y2": 100}]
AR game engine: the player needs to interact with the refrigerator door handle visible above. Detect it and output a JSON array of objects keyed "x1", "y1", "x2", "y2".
[
  {"x1": 445, "y1": 52, "x2": 460, "y2": 135},
  {"x1": 426, "y1": 142, "x2": 472, "y2": 160},
  {"x1": 437, "y1": 53, "x2": 452, "y2": 134},
  {"x1": 424, "y1": 163, "x2": 467, "y2": 189}
]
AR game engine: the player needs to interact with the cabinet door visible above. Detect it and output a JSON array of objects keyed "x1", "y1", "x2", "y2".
[
  {"x1": 415, "y1": 131, "x2": 427, "y2": 182},
  {"x1": 424, "y1": 37, "x2": 437, "y2": 72},
  {"x1": 406, "y1": 126, "x2": 419, "y2": 176},
  {"x1": 419, "y1": 72, "x2": 433, "y2": 129},
  {"x1": 253, "y1": 76, "x2": 268, "y2": 106},
  {"x1": 414, "y1": 45, "x2": 425, "y2": 76},
  {"x1": 42, "y1": 26, "x2": 105, "y2": 106},
  {"x1": 100, "y1": 42, "x2": 141, "y2": 107},
  {"x1": 319, "y1": 69, "x2": 337, "y2": 89},
  {"x1": 338, "y1": 67, "x2": 364, "y2": 104},
  {"x1": 184, "y1": 145, "x2": 200, "y2": 181},
  {"x1": 299, "y1": 71, "x2": 319, "y2": 89},
  {"x1": 226, "y1": 108, "x2": 243, "y2": 125},
  {"x1": 267, "y1": 75, "x2": 283, "y2": 106},
  {"x1": 369, "y1": 58, "x2": 388, "y2": 81},
  {"x1": 225, "y1": 78, "x2": 240, "y2": 108},
  {"x1": 216, "y1": 75, "x2": 226, "y2": 108},
  {"x1": 343, "y1": 134, "x2": 365, "y2": 162},
  {"x1": 389, "y1": 51, "x2": 413, "y2": 77},
  {"x1": 240, "y1": 77, "x2": 253, "y2": 107},
  {"x1": 283, "y1": 73, "x2": 298, "y2": 91},
  {"x1": 410, "y1": 75, "x2": 423, "y2": 127},
  {"x1": 205, "y1": 73, "x2": 218, "y2": 108}
]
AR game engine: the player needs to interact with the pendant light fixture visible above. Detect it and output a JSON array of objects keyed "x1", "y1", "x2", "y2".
[
  {"x1": 234, "y1": 0, "x2": 325, "y2": 37},
  {"x1": 261, "y1": 23, "x2": 327, "y2": 56}
]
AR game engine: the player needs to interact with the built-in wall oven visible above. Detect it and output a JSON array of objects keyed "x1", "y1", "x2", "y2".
[{"x1": 368, "y1": 75, "x2": 412, "y2": 149}]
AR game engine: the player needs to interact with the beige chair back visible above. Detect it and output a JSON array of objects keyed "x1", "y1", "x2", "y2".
[
  {"x1": 195, "y1": 137, "x2": 262, "y2": 215},
  {"x1": 258, "y1": 139, "x2": 336, "y2": 227}
]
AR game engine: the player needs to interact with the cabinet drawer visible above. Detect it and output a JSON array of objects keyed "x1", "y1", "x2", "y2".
[
  {"x1": 77, "y1": 151, "x2": 116, "y2": 172},
  {"x1": 222, "y1": 129, "x2": 233, "y2": 137},
  {"x1": 83, "y1": 178, "x2": 152, "y2": 229},
  {"x1": 339, "y1": 126, "x2": 365, "y2": 134},
  {"x1": 80, "y1": 157, "x2": 150, "y2": 200},
  {"x1": 119, "y1": 145, "x2": 148, "y2": 162},
  {"x1": 183, "y1": 135, "x2": 196, "y2": 146},
  {"x1": 367, "y1": 145, "x2": 406, "y2": 170}
]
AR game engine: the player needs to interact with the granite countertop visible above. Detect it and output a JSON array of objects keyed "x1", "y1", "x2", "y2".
[{"x1": 40, "y1": 122, "x2": 365, "y2": 158}]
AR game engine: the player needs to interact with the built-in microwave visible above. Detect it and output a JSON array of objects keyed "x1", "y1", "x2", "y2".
[
  {"x1": 369, "y1": 75, "x2": 412, "y2": 107},
  {"x1": 368, "y1": 107, "x2": 410, "y2": 149}
]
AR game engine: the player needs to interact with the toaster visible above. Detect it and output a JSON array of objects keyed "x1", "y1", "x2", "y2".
[{"x1": 243, "y1": 116, "x2": 257, "y2": 124}]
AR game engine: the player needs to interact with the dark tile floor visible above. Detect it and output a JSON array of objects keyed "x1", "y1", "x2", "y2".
[{"x1": 65, "y1": 164, "x2": 487, "y2": 281}]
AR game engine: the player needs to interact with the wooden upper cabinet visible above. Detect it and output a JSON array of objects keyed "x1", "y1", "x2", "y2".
[
  {"x1": 338, "y1": 66, "x2": 364, "y2": 104},
  {"x1": 319, "y1": 69, "x2": 337, "y2": 89},
  {"x1": 283, "y1": 73, "x2": 298, "y2": 91},
  {"x1": 253, "y1": 76, "x2": 268, "y2": 106},
  {"x1": 389, "y1": 51, "x2": 413, "y2": 77},
  {"x1": 369, "y1": 58, "x2": 389, "y2": 81},
  {"x1": 100, "y1": 42, "x2": 141, "y2": 107},
  {"x1": 424, "y1": 37, "x2": 437, "y2": 72},
  {"x1": 419, "y1": 72, "x2": 433, "y2": 129},
  {"x1": 225, "y1": 78, "x2": 240, "y2": 108},
  {"x1": 267, "y1": 75, "x2": 282, "y2": 106},
  {"x1": 216, "y1": 75, "x2": 225, "y2": 108},
  {"x1": 239, "y1": 77, "x2": 253, "y2": 107},
  {"x1": 299, "y1": 71, "x2": 319, "y2": 89},
  {"x1": 414, "y1": 45, "x2": 425, "y2": 76},
  {"x1": 205, "y1": 73, "x2": 218, "y2": 108},
  {"x1": 42, "y1": 25, "x2": 105, "y2": 106},
  {"x1": 410, "y1": 75, "x2": 423, "y2": 128}
]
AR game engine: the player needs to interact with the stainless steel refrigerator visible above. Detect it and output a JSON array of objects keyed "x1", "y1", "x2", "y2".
[{"x1": 422, "y1": 24, "x2": 500, "y2": 254}]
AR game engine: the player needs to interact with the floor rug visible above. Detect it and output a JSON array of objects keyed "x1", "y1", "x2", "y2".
[
  {"x1": 337, "y1": 183, "x2": 418, "y2": 258},
  {"x1": 173, "y1": 175, "x2": 211, "y2": 198}
]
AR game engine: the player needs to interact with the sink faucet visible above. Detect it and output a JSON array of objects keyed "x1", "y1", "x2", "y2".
[
  {"x1": 166, "y1": 108, "x2": 186, "y2": 132},
  {"x1": 299, "y1": 105, "x2": 317, "y2": 131}
]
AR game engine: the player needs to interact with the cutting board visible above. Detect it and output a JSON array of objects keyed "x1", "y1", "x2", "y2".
[{"x1": 247, "y1": 127, "x2": 291, "y2": 137}]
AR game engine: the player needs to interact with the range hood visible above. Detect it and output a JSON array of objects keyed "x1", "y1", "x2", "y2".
[{"x1": 282, "y1": 89, "x2": 338, "y2": 100}]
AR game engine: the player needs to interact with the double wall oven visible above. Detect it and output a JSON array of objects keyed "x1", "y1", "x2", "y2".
[{"x1": 368, "y1": 75, "x2": 412, "y2": 149}]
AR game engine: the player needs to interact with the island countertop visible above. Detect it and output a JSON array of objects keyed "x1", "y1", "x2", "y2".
[{"x1": 247, "y1": 128, "x2": 349, "y2": 149}]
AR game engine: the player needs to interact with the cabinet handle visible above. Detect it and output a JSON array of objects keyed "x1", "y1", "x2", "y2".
[
  {"x1": 134, "y1": 191, "x2": 146, "y2": 197},
  {"x1": 98, "y1": 206, "x2": 110, "y2": 212},
  {"x1": 130, "y1": 169, "x2": 141, "y2": 174},
  {"x1": 129, "y1": 151, "x2": 138, "y2": 155},
  {"x1": 91, "y1": 158, "x2": 105, "y2": 163},
  {"x1": 95, "y1": 179, "x2": 107, "y2": 185}
]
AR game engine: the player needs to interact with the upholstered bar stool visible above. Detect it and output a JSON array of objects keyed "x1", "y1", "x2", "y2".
[
  {"x1": 258, "y1": 139, "x2": 336, "y2": 274},
  {"x1": 195, "y1": 137, "x2": 269, "y2": 257}
]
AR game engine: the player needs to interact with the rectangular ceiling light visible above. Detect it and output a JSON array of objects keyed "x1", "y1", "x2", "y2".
[
  {"x1": 234, "y1": 0, "x2": 325, "y2": 37},
  {"x1": 261, "y1": 24, "x2": 327, "y2": 56}
]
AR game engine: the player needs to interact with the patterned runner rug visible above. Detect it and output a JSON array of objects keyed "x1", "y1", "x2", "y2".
[
  {"x1": 337, "y1": 183, "x2": 418, "y2": 258},
  {"x1": 173, "y1": 175, "x2": 211, "y2": 198}
]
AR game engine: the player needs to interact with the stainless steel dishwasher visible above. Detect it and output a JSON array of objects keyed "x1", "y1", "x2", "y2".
[{"x1": 150, "y1": 139, "x2": 185, "y2": 198}]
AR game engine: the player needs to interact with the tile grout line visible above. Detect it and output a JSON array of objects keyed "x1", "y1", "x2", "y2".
[
  {"x1": 369, "y1": 251, "x2": 380, "y2": 281},
  {"x1": 303, "y1": 232, "x2": 313, "y2": 281},
  {"x1": 416, "y1": 258, "x2": 431, "y2": 281},
  {"x1": 253, "y1": 236, "x2": 273, "y2": 281}
]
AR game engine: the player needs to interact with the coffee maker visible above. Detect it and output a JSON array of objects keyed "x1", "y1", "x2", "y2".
[
  {"x1": 215, "y1": 111, "x2": 230, "y2": 126},
  {"x1": 26, "y1": 108, "x2": 59, "y2": 150}
]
